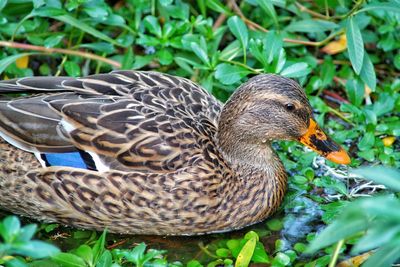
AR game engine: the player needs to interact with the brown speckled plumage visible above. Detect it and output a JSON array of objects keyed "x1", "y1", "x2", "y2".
[{"x1": 0, "y1": 71, "x2": 313, "y2": 235}]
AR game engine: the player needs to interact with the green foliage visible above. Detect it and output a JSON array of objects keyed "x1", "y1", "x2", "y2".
[
  {"x1": 0, "y1": 216, "x2": 59, "y2": 266},
  {"x1": 0, "y1": 0, "x2": 399, "y2": 266},
  {"x1": 307, "y1": 167, "x2": 400, "y2": 267}
]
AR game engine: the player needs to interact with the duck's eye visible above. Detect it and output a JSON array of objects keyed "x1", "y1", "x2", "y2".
[{"x1": 285, "y1": 103, "x2": 296, "y2": 111}]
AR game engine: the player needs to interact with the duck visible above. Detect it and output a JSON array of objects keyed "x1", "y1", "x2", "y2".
[{"x1": 0, "y1": 71, "x2": 350, "y2": 235}]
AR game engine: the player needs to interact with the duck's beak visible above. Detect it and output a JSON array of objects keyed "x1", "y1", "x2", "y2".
[{"x1": 297, "y1": 119, "x2": 351, "y2": 164}]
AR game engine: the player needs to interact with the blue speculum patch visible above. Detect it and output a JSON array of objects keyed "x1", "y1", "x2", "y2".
[{"x1": 43, "y1": 152, "x2": 87, "y2": 169}]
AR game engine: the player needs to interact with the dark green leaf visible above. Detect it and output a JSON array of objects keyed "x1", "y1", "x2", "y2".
[
  {"x1": 79, "y1": 43, "x2": 115, "y2": 54},
  {"x1": 95, "y1": 250, "x2": 112, "y2": 267},
  {"x1": 205, "y1": 0, "x2": 232, "y2": 15},
  {"x1": 92, "y1": 230, "x2": 106, "y2": 264},
  {"x1": 346, "y1": 16, "x2": 364, "y2": 74},
  {"x1": 190, "y1": 42, "x2": 210, "y2": 66}
]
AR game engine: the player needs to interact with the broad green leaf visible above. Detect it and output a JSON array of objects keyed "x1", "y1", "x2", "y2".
[
  {"x1": 0, "y1": 0, "x2": 7, "y2": 11},
  {"x1": 143, "y1": 15, "x2": 162, "y2": 37},
  {"x1": 75, "y1": 245, "x2": 93, "y2": 265},
  {"x1": 286, "y1": 19, "x2": 338, "y2": 33},
  {"x1": 352, "y1": 166, "x2": 400, "y2": 192},
  {"x1": 44, "y1": 34, "x2": 64, "y2": 48},
  {"x1": 358, "y1": 131, "x2": 375, "y2": 150},
  {"x1": 345, "y1": 78, "x2": 364, "y2": 106},
  {"x1": 14, "y1": 240, "x2": 60, "y2": 258},
  {"x1": 359, "y1": 52, "x2": 376, "y2": 91},
  {"x1": 0, "y1": 216, "x2": 20, "y2": 243},
  {"x1": 235, "y1": 236, "x2": 257, "y2": 267},
  {"x1": 190, "y1": 42, "x2": 210, "y2": 66},
  {"x1": 92, "y1": 230, "x2": 107, "y2": 264},
  {"x1": 306, "y1": 216, "x2": 367, "y2": 253},
  {"x1": 220, "y1": 40, "x2": 242, "y2": 61},
  {"x1": 227, "y1": 16, "x2": 248, "y2": 62},
  {"x1": 280, "y1": 63, "x2": 310, "y2": 78},
  {"x1": 157, "y1": 49, "x2": 174, "y2": 65},
  {"x1": 363, "y1": 243, "x2": 400, "y2": 267},
  {"x1": 52, "y1": 253, "x2": 87, "y2": 267},
  {"x1": 256, "y1": 0, "x2": 278, "y2": 27},
  {"x1": 206, "y1": 0, "x2": 232, "y2": 15},
  {"x1": 17, "y1": 224, "x2": 37, "y2": 242},
  {"x1": 0, "y1": 53, "x2": 35, "y2": 75},
  {"x1": 264, "y1": 30, "x2": 283, "y2": 64},
  {"x1": 355, "y1": 2, "x2": 400, "y2": 15},
  {"x1": 352, "y1": 224, "x2": 400, "y2": 253},
  {"x1": 215, "y1": 63, "x2": 252, "y2": 85},
  {"x1": 64, "y1": 61, "x2": 81, "y2": 77},
  {"x1": 79, "y1": 43, "x2": 115, "y2": 54},
  {"x1": 346, "y1": 16, "x2": 364, "y2": 74},
  {"x1": 95, "y1": 250, "x2": 112, "y2": 267}
]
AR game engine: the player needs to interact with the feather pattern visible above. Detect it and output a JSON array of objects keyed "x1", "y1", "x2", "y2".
[{"x1": 0, "y1": 71, "x2": 301, "y2": 235}]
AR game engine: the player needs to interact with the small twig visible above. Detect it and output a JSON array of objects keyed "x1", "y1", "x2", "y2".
[
  {"x1": 107, "y1": 239, "x2": 128, "y2": 249},
  {"x1": 0, "y1": 41, "x2": 121, "y2": 68},
  {"x1": 220, "y1": 59, "x2": 261, "y2": 73},
  {"x1": 295, "y1": 2, "x2": 329, "y2": 20}
]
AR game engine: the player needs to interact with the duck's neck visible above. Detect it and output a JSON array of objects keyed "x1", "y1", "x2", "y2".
[{"x1": 216, "y1": 139, "x2": 288, "y2": 230}]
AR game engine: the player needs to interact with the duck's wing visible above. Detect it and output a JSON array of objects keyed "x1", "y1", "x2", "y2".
[{"x1": 0, "y1": 71, "x2": 222, "y2": 172}]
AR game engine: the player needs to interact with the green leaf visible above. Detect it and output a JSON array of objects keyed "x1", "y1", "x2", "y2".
[
  {"x1": 0, "y1": 0, "x2": 8, "y2": 12},
  {"x1": 0, "y1": 53, "x2": 35, "y2": 75},
  {"x1": 79, "y1": 43, "x2": 115, "y2": 54},
  {"x1": 235, "y1": 236, "x2": 257, "y2": 267},
  {"x1": 44, "y1": 34, "x2": 65, "y2": 48},
  {"x1": 352, "y1": 166, "x2": 400, "y2": 192},
  {"x1": 190, "y1": 42, "x2": 210, "y2": 66},
  {"x1": 205, "y1": 0, "x2": 232, "y2": 15},
  {"x1": 95, "y1": 250, "x2": 112, "y2": 267},
  {"x1": 75, "y1": 245, "x2": 93, "y2": 265},
  {"x1": 157, "y1": 49, "x2": 174, "y2": 65},
  {"x1": 280, "y1": 63, "x2": 310, "y2": 78},
  {"x1": 92, "y1": 230, "x2": 107, "y2": 264},
  {"x1": 359, "y1": 52, "x2": 376, "y2": 91},
  {"x1": 346, "y1": 16, "x2": 364, "y2": 74},
  {"x1": 14, "y1": 241, "x2": 60, "y2": 258},
  {"x1": 286, "y1": 19, "x2": 338, "y2": 33},
  {"x1": 31, "y1": 8, "x2": 121, "y2": 47},
  {"x1": 264, "y1": 30, "x2": 283, "y2": 64},
  {"x1": 227, "y1": 16, "x2": 248, "y2": 62},
  {"x1": 64, "y1": 61, "x2": 81, "y2": 77},
  {"x1": 0, "y1": 216, "x2": 20, "y2": 243},
  {"x1": 143, "y1": 15, "x2": 162, "y2": 37},
  {"x1": 52, "y1": 253, "x2": 87, "y2": 267},
  {"x1": 256, "y1": 0, "x2": 278, "y2": 27},
  {"x1": 17, "y1": 224, "x2": 37, "y2": 242},
  {"x1": 345, "y1": 78, "x2": 364, "y2": 106},
  {"x1": 355, "y1": 2, "x2": 400, "y2": 15},
  {"x1": 363, "y1": 242, "x2": 400, "y2": 267},
  {"x1": 215, "y1": 63, "x2": 251, "y2": 85}
]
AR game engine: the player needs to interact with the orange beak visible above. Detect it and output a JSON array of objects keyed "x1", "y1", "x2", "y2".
[{"x1": 298, "y1": 119, "x2": 351, "y2": 164}]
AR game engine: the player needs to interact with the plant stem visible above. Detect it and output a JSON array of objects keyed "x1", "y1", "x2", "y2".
[
  {"x1": 0, "y1": 41, "x2": 121, "y2": 68},
  {"x1": 329, "y1": 239, "x2": 345, "y2": 267}
]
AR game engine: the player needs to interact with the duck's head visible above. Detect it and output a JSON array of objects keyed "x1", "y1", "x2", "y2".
[{"x1": 217, "y1": 74, "x2": 350, "y2": 166}]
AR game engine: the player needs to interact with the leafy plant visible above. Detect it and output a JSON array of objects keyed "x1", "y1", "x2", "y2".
[
  {"x1": 0, "y1": 216, "x2": 59, "y2": 266},
  {"x1": 307, "y1": 167, "x2": 400, "y2": 267}
]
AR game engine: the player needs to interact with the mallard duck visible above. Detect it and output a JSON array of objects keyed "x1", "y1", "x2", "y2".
[{"x1": 0, "y1": 71, "x2": 350, "y2": 235}]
